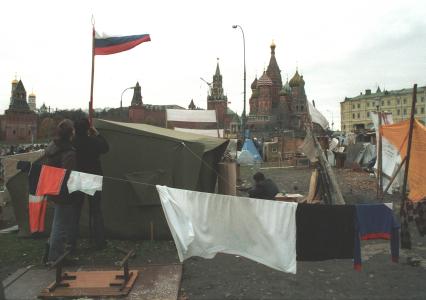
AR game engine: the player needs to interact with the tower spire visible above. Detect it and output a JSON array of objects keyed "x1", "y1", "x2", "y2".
[
  {"x1": 270, "y1": 39, "x2": 276, "y2": 55},
  {"x1": 215, "y1": 57, "x2": 220, "y2": 76}
]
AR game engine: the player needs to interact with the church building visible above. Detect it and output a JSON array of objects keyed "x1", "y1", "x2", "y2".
[
  {"x1": 0, "y1": 78, "x2": 38, "y2": 142},
  {"x1": 247, "y1": 42, "x2": 309, "y2": 136}
]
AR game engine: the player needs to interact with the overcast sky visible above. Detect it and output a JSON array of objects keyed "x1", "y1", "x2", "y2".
[{"x1": 1, "y1": 0, "x2": 425, "y2": 129}]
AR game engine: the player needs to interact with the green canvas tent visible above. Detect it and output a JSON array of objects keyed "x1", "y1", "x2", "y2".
[{"x1": 7, "y1": 119, "x2": 228, "y2": 239}]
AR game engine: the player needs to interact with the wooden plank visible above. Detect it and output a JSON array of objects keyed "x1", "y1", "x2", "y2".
[{"x1": 305, "y1": 169, "x2": 318, "y2": 203}]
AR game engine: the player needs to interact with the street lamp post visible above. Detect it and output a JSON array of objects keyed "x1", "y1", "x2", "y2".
[
  {"x1": 326, "y1": 109, "x2": 334, "y2": 131},
  {"x1": 120, "y1": 86, "x2": 135, "y2": 108},
  {"x1": 232, "y1": 24, "x2": 246, "y2": 140}
]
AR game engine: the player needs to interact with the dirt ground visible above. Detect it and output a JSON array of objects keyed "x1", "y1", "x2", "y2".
[{"x1": 1, "y1": 166, "x2": 426, "y2": 299}]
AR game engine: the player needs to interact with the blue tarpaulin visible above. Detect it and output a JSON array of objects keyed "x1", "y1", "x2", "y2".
[{"x1": 242, "y1": 139, "x2": 263, "y2": 162}]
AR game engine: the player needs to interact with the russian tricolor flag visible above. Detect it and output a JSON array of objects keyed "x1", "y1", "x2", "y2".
[{"x1": 94, "y1": 31, "x2": 151, "y2": 55}]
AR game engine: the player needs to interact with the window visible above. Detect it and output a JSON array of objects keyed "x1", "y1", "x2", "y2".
[
  {"x1": 352, "y1": 113, "x2": 355, "y2": 119},
  {"x1": 343, "y1": 125, "x2": 346, "y2": 130},
  {"x1": 421, "y1": 96, "x2": 424, "y2": 103},
  {"x1": 397, "y1": 109, "x2": 400, "y2": 115},
  {"x1": 352, "y1": 104, "x2": 355, "y2": 109},
  {"x1": 301, "y1": 105, "x2": 304, "y2": 111},
  {"x1": 415, "y1": 108, "x2": 418, "y2": 114},
  {"x1": 397, "y1": 99, "x2": 400, "y2": 105},
  {"x1": 367, "y1": 102, "x2": 370, "y2": 107},
  {"x1": 387, "y1": 100, "x2": 391, "y2": 106},
  {"x1": 357, "y1": 113, "x2": 360, "y2": 119},
  {"x1": 403, "y1": 108, "x2": 407, "y2": 115},
  {"x1": 381, "y1": 101, "x2": 384, "y2": 106},
  {"x1": 13, "y1": 130, "x2": 16, "y2": 135},
  {"x1": 357, "y1": 103, "x2": 360, "y2": 108},
  {"x1": 421, "y1": 107, "x2": 425, "y2": 114},
  {"x1": 403, "y1": 98, "x2": 407, "y2": 104},
  {"x1": 367, "y1": 112, "x2": 370, "y2": 117}
]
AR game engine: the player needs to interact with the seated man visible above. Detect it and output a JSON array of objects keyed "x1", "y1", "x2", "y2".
[{"x1": 248, "y1": 172, "x2": 279, "y2": 200}]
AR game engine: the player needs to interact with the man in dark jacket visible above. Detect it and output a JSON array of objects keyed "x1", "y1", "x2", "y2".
[
  {"x1": 73, "y1": 118, "x2": 109, "y2": 250},
  {"x1": 248, "y1": 172, "x2": 279, "y2": 200}
]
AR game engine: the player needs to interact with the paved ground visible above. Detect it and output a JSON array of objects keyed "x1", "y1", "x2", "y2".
[{"x1": 1, "y1": 166, "x2": 426, "y2": 299}]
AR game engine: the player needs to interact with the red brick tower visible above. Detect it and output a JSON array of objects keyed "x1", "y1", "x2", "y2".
[
  {"x1": 128, "y1": 81, "x2": 144, "y2": 123},
  {"x1": 207, "y1": 59, "x2": 228, "y2": 127}
]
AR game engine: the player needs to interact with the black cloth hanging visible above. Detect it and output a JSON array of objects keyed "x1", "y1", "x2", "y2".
[{"x1": 296, "y1": 204, "x2": 356, "y2": 261}]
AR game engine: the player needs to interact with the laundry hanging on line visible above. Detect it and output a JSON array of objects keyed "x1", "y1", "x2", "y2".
[
  {"x1": 67, "y1": 171, "x2": 103, "y2": 196},
  {"x1": 157, "y1": 185, "x2": 402, "y2": 273},
  {"x1": 36, "y1": 165, "x2": 68, "y2": 196},
  {"x1": 296, "y1": 203, "x2": 356, "y2": 261},
  {"x1": 17, "y1": 161, "x2": 105, "y2": 233},
  {"x1": 354, "y1": 203, "x2": 399, "y2": 271},
  {"x1": 156, "y1": 185, "x2": 298, "y2": 274},
  {"x1": 27, "y1": 164, "x2": 47, "y2": 233},
  {"x1": 18, "y1": 161, "x2": 104, "y2": 197}
]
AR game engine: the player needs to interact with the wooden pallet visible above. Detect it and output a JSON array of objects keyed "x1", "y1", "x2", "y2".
[{"x1": 38, "y1": 270, "x2": 139, "y2": 298}]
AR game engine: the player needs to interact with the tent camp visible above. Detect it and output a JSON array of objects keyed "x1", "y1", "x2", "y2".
[
  {"x1": 7, "y1": 119, "x2": 228, "y2": 239},
  {"x1": 344, "y1": 143, "x2": 376, "y2": 168},
  {"x1": 237, "y1": 139, "x2": 262, "y2": 165}
]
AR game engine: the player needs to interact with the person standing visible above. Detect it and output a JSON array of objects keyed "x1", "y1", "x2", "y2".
[
  {"x1": 45, "y1": 119, "x2": 76, "y2": 263},
  {"x1": 73, "y1": 118, "x2": 109, "y2": 250}
]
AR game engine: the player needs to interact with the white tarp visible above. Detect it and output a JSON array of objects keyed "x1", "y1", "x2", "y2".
[
  {"x1": 329, "y1": 138, "x2": 339, "y2": 151},
  {"x1": 174, "y1": 127, "x2": 223, "y2": 138},
  {"x1": 327, "y1": 150, "x2": 336, "y2": 167},
  {"x1": 299, "y1": 130, "x2": 318, "y2": 162},
  {"x1": 371, "y1": 112, "x2": 403, "y2": 193},
  {"x1": 156, "y1": 185, "x2": 298, "y2": 273},
  {"x1": 237, "y1": 150, "x2": 255, "y2": 165},
  {"x1": 308, "y1": 101, "x2": 329, "y2": 130},
  {"x1": 353, "y1": 143, "x2": 376, "y2": 166},
  {"x1": 166, "y1": 109, "x2": 217, "y2": 123}
]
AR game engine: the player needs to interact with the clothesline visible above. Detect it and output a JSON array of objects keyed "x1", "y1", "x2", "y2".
[
  {"x1": 157, "y1": 185, "x2": 400, "y2": 273},
  {"x1": 0, "y1": 141, "x2": 235, "y2": 191},
  {"x1": 2, "y1": 155, "x2": 406, "y2": 273}
]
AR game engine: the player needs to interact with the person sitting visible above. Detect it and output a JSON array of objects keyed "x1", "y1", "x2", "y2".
[{"x1": 248, "y1": 172, "x2": 279, "y2": 200}]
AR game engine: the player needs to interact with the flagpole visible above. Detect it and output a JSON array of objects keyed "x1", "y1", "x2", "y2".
[{"x1": 89, "y1": 25, "x2": 95, "y2": 125}]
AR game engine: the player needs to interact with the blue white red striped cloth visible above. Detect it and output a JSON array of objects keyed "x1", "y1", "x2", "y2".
[{"x1": 94, "y1": 31, "x2": 151, "y2": 55}]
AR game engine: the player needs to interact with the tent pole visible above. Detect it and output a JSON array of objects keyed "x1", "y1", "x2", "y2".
[
  {"x1": 383, "y1": 156, "x2": 406, "y2": 195},
  {"x1": 400, "y1": 84, "x2": 417, "y2": 203},
  {"x1": 89, "y1": 26, "x2": 95, "y2": 125},
  {"x1": 306, "y1": 101, "x2": 345, "y2": 205},
  {"x1": 399, "y1": 84, "x2": 417, "y2": 249},
  {"x1": 378, "y1": 111, "x2": 383, "y2": 201}
]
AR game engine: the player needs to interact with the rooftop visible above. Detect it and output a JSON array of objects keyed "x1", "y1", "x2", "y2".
[{"x1": 343, "y1": 85, "x2": 426, "y2": 102}]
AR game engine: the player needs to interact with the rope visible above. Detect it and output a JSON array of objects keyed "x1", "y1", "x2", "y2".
[
  {"x1": 180, "y1": 142, "x2": 238, "y2": 192},
  {"x1": 0, "y1": 145, "x2": 239, "y2": 191},
  {"x1": 0, "y1": 155, "x2": 157, "y2": 188}
]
